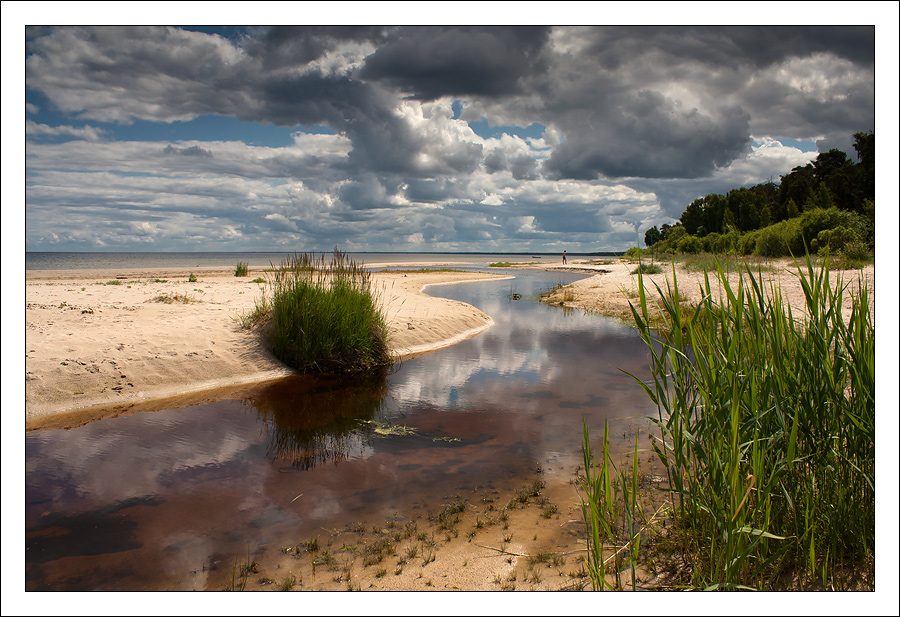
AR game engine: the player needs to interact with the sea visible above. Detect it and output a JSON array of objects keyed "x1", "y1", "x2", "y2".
[{"x1": 25, "y1": 251, "x2": 616, "y2": 271}]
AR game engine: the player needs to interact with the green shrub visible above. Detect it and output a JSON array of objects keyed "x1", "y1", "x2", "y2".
[
  {"x1": 265, "y1": 250, "x2": 391, "y2": 374},
  {"x1": 188, "y1": 272, "x2": 198, "y2": 283},
  {"x1": 631, "y1": 263, "x2": 663, "y2": 275},
  {"x1": 676, "y1": 235, "x2": 703, "y2": 254}
]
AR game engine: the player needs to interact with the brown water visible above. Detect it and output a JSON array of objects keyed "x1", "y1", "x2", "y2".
[{"x1": 25, "y1": 269, "x2": 660, "y2": 591}]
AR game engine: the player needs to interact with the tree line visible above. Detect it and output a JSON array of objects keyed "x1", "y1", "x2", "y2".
[{"x1": 639, "y1": 130, "x2": 874, "y2": 261}]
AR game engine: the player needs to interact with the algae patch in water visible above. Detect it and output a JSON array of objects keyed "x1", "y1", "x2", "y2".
[{"x1": 363, "y1": 421, "x2": 461, "y2": 443}]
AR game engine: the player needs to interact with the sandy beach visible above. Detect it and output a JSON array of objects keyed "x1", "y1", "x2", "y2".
[
  {"x1": 24, "y1": 266, "x2": 511, "y2": 430},
  {"x1": 520, "y1": 257, "x2": 875, "y2": 327},
  {"x1": 25, "y1": 257, "x2": 875, "y2": 430}
]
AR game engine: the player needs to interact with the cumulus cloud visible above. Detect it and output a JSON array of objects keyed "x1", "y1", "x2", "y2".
[
  {"x1": 26, "y1": 120, "x2": 107, "y2": 141},
  {"x1": 23, "y1": 25, "x2": 878, "y2": 252},
  {"x1": 162, "y1": 144, "x2": 213, "y2": 158}
]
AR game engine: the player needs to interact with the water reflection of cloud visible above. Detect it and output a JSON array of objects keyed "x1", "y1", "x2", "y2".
[
  {"x1": 393, "y1": 276, "x2": 642, "y2": 413},
  {"x1": 26, "y1": 401, "x2": 257, "y2": 506}
]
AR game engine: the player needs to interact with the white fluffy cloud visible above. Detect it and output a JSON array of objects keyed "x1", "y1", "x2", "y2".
[{"x1": 21, "y1": 25, "x2": 880, "y2": 252}]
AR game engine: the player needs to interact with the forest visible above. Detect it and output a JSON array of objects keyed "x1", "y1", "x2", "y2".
[{"x1": 636, "y1": 130, "x2": 874, "y2": 263}]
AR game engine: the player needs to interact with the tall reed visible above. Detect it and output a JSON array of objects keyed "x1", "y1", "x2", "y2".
[
  {"x1": 580, "y1": 419, "x2": 644, "y2": 590},
  {"x1": 265, "y1": 249, "x2": 392, "y2": 374},
  {"x1": 618, "y1": 254, "x2": 874, "y2": 589}
]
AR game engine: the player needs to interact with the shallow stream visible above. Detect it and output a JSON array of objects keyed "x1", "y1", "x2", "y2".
[{"x1": 25, "y1": 268, "x2": 660, "y2": 590}]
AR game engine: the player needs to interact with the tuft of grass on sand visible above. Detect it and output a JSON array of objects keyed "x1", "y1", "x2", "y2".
[
  {"x1": 630, "y1": 263, "x2": 663, "y2": 275},
  {"x1": 242, "y1": 249, "x2": 392, "y2": 374},
  {"x1": 149, "y1": 292, "x2": 198, "y2": 304},
  {"x1": 234, "y1": 261, "x2": 249, "y2": 277}
]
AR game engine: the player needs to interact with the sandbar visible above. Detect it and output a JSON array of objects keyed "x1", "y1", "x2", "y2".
[{"x1": 24, "y1": 266, "x2": 511, "y2": 430}]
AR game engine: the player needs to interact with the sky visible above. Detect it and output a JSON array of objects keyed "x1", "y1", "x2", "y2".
[{"x1": 9, "y1": 6, "x2": 898, "y2": 254}]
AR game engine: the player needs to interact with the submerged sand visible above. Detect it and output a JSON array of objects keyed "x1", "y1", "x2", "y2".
[{"x1": 24, "y1": 266, "x2": 511, "y2": 430}]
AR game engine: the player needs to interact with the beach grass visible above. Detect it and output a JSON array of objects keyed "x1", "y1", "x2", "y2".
[
  {"x1": 582, "y1": 253, "x2": 874, "y2": 590},
  {"x1": 150, "y1": 292, "x2": 198, "y2": 304},
  {"x1": 234, "y1": 261, "x2": 249, "y2": 277},
  {"x1": 630, "y1": 263, "x2": 663, "y2": 275},
  {"x1": 252, "y1": 249, "x2": 392, "y2": 374}
]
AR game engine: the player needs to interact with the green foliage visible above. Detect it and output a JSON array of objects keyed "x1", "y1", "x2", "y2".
[
  {"x1": 234, "y1": 261, "x2": 249, "y2": 277},
  {"x1": 621, "y1": 256, "x2": 874, "y2": 589},
  {"x1": 646, "y1": 131, "x2": 875, "y2": 257},
  {"x1": 676, "y1": 235, "x2": 703, "y2": 254},
  {"x1": 188, "y1": 272, "x2": 198, "y2": 283},
  {"x1": 264, "y1": 249, "x2": 392, "y2": 374},
  {"x1": 631, "y1": 263, "x2": 663, "y2": 275}
]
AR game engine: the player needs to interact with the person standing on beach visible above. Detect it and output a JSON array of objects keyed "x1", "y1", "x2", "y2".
[{"x1": 562, "y1": 250, "x2": 567, "y2": 264}]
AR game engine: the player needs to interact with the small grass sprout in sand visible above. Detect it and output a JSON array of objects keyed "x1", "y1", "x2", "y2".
[
  {"x1": 150, "y1": 292, "x2": 199, "y2": 304},
  {"x1": 234, "y1": 261, "x2": 250, "y2": 277}
]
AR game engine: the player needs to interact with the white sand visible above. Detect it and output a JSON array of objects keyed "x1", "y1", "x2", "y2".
[{"x1": 24, "y1": 266, "x2": 510, "y2": 429}]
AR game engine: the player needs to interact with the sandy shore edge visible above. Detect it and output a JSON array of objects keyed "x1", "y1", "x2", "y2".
[{"x1": 25, "y1": 267, "x2": 511, "y2": 429}]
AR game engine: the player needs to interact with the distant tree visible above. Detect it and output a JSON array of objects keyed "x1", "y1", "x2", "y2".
[
  {"x1": 853, "y1": 130, "x2": 875, "y2": 200},
  {"x1": 785, "y1": 197, "x2": 800, "y2": 219},
  {"x1": 644, "y1": 226, "x2": 661, "y2": 247},
  {"x1": 779, "y1": 164, "x2": 817, "y2": 215}
]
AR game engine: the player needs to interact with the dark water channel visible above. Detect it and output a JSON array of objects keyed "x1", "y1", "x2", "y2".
[{"x1": 25, "y1": 269, "x2": 659, "y2": 591}]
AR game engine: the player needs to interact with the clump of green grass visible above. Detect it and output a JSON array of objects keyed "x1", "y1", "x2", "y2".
[
  {"x1": 615, "y1": 253, "x2": 874, "y2": 590},
  {"x1": 150, "y1": 292, "x2": 198, "y2": 304},
  {"x1": 250, "y1": 277, "x2": 266, "y2": 284},
  {"x1": 433, "y1": 499, "x2": 468, "y2": 532},
  {"x1": 234, "y1": 261, "x2": 249, "y2": 277},
  {"x1": 631, "y1": 263, "x2": 663, "y2": 275},
  {"x1": 489, "y1": 262, "x2": 515, "y2": 268},
  {"x1": 188, "y1": 273, "x2": 198, "y2": 283},
  {"x1": 248, "y1": 249, "x2": 392, "y2": 374}
]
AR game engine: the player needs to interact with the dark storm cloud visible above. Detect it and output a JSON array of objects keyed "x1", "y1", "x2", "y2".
[
  {"x1": 584, "y1": 26, "x2": 875, "y2": 71},
  {"x1": 246, "y1": 25, "x2": 390, "y2": 69},
  {"x1": 541, "y1": 90, "x2": 752, "y2": 180},
  {"x1": 359, "y1": 26, "x2": 552, "y2": 100}
]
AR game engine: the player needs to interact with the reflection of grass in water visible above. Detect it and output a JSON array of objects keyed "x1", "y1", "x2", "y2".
[{"x1": 248, "y1": 372, "x2": 389, "y2": 470}]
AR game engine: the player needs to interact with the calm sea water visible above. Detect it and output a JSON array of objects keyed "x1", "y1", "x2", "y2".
[
  {"x1": 25, "y1": 251, "x2": 594, "y2": 271},
  {"x1": 25, "y1": 259, "x2": 658, "y2": 591}
]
